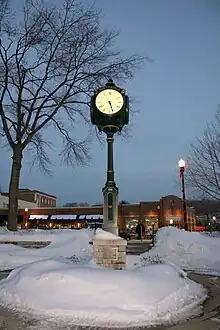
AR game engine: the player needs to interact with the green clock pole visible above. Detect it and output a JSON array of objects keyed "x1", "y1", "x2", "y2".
[
  {"x1": 90, "y1": 79, "x2": 129, "y2": 236},
  {"x1": 102, "y1": 126, "x2": 119, "y2": 235}
]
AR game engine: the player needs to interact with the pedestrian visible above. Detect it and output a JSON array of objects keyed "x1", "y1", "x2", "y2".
[{"x1": 136, "y1": 221, "x2": 145, "y2": 240}]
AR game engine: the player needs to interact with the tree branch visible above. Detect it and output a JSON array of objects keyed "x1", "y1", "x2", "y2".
[
  {"x1": 187, "y1": 106, "x2": 220, "y2": 200},
  {"x1": 0, "y1": 0, "x2": 149, "y2": 173}
]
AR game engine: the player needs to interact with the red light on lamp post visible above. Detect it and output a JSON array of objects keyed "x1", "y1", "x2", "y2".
[
  {"x1": 23, "y1": 208, "x2": 28, "y2": 229},
  {"x1": 157, "y1": 205, "x2": 161, "y2": 227},
  {"x1": 178, "y1": 158, "x2": 188, "y2": 231},
  {"x1": 213, "y1": 216, "x2": 216, "y2": 228}
]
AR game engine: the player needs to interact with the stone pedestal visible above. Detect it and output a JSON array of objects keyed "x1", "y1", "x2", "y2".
[{"x1": 93, "y1": 236, "x2": 127, "y2": 270}]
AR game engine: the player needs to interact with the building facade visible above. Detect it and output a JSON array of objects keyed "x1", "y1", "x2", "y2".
[
  {"x1": 0, "y1": 193, "x2": 37, "y2": 210},
  {"x1": 0, "y1": 194, "x2": 196, "y2": 231},
  {"x1": 187, "y1": 199, "x2": 220, "y2": 229},
  {"x1": 2, "y1": 189, "x2": 57, "y2": 208}
]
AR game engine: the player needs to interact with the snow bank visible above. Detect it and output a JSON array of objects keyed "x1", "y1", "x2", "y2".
[
  {"x1": 0, "y1": 259, "x2": 207, "y2": 328},
  {"x1": 141, "y1": 227, "x2": 220, "y2": 275},
  {"x1": 0, "y1": 228, "x2": 80, "y2": 242},
  {"x1": 0, "y1": 229, "x2": 93, "y2": 270}
]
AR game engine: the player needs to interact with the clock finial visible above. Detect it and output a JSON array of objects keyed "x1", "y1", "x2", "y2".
[{"x1": 105, "y1": 78, "x2": 115, "y2": 87}]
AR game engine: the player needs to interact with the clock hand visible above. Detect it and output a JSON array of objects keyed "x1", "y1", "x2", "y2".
[{"x1": 108, "y1": 100, "x2": 113, "y2": 111}]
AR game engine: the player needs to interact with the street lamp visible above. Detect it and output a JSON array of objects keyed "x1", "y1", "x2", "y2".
[
  {"x1": 212, "y1": 216, "x2": 216, "y2": 229},
  {"x1": 178, "y1": 158, "x2": 188, "y2": 231},
  {"x1": 23, "y1": 208, "x2": 28, "y2": 229},
  {"x1": 157, "y1": 205, "x2": 161, "y2": 227},
  {"x1": 169, "y1": 219, "x2": 173, "y2": 225}
]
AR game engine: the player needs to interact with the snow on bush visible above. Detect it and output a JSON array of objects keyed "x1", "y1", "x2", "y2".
[
  {"x1": 141, "y1": 254, "x2": 165, "y2": 266},
  {"x1": 202, "y1": 231, "x2": 220, "y2": 237}
]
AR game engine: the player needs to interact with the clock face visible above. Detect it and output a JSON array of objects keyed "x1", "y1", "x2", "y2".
[{"x1": 95, "y1": 89, "x2": 124, "y2": 114}]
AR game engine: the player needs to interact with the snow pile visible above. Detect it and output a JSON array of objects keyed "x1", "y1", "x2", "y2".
[
  {"x1": 141, "y1": 227, "x2": 220, "y2": 275},
  {"x1": 0, "y1": 259, "x2": 207, "y2": 328},
  {"x1": 0, "y1": 229, "x2": 93, "y2": 270},
  {"x1": 0, "y1": 227, "x2": 87, "y2": 242},
  {"x1": 95, "y1": 228, "x2": 123, "y2": 240}
]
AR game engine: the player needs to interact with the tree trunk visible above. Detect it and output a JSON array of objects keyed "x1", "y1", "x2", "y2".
[{"x1": 7, "y1": 145, "x2": 23, "y2": 231}]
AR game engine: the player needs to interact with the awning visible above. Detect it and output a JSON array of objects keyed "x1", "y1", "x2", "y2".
[
  {"x1": 50, "y1": 214, "x2": 77, "y2": 220},
  {"x1": 78, "y1": 215, "x2": 86, "y2": 220},
  {"x1": 85, "y1": 214, "x2": 103, "y2": 220},
  {"x1": 29, "y1": 215, "x2": 48, "y2": 220}
]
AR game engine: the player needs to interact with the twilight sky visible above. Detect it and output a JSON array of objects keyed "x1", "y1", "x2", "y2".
[{"x1": 0, "y1": 0, "x2": 220, "y2": 206}]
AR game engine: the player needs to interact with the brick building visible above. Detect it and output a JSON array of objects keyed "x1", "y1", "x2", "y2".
[
  {"x1": 2, "y1": 189, "x2": 56, "y2": 208},
  {"x1": 4, "y1": 194, "x2": 196, "y2": 231},
  {"x1": 187, "y1": 199, "x2": 220, "y2": 227}
]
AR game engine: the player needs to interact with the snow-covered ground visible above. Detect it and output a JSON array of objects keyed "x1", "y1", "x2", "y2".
[
  {"x1": 141, "y1": 227, "x2": 220, "y2": 276},
  {"x1": 0, "y1": 227, "x2": 216, "y2": 328},
  {"x1": 0, "y1": 227, "x2": 81, "y2": 242},
  {"x1": 0, "y1": 229, "x2": 93, "y2": 270}
]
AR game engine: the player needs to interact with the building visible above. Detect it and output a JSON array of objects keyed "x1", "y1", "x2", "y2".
[
  {"x1": 2, "y1": 189, "x2": 57, "y2": 208},
  {"x1": 187, "y1": 199, "x2": 220, "y2": 228},
  {"x1": 0, "y1": 193, "x2": 37, "y2": 210},
  {"x1": 118, "y1": 195, "x2": 196, "y2": 232},
  {"x1": 5, "y1": 194, "x2": 220, "y2": 232},
  {"x1": 0, "y1": 195, "x2": 197, "y2": 231}
]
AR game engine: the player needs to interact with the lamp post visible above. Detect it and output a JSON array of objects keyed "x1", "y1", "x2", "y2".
[
  {"x1": 169, "y1": 219, "x2": 173, "y2": 226},
  {"x1": 157, "y1": 205, "x2": 161, "y2": 227},
  {"x1": 152, "y1": 223, "x2": 155, "y2": 246},
  {"x1": 102, "y1": 126, "x2": 119, "y2": 235},
  {"x1": 22, "y1": 208, "x2": 28, "y2": 229},
  {"x1": 213, "y1": 216, "x2": 216, "y2": 229},
  {"x1": 178, "y1": 158, "x2": 188, "y2": 231}
]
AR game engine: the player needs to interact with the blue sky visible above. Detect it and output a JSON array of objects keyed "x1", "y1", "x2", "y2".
[{"x1": 0, "y1": 0, "x2": 220, "y2": 206}]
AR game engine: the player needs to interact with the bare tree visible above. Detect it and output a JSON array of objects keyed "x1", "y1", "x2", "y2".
[
  {"x1": 0, "y1": 0, "x2": 147, "y2": 230},
  {"x1": 187, "y1": 106, "x2": 220, "y2": 200},
  {"x1": 63, "y1": 202, "x2": 90, "y2": 207}
]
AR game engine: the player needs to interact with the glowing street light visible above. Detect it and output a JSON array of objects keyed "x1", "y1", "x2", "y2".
[
  {"x1": 169, "y1": 219, "x2": 173, "y2": 225},
  {"x1": 23, "y1": 208, "x2": 29, "y2": 229},
  {"x1": 178, "y1": 158, "x2": 188, "y2": 231},
  {"x1": 213, "y1": 216, "x2": 217, "y2": 229},
  {"x1": 178, "y1": 158, "x2": 186, "y2": 169}
]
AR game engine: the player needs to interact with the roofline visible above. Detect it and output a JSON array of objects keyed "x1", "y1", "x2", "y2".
[
  {"x1": 33, "y1": 205, "x2": 103, "y2": 210},
  {"x1": 18, "y1": 189, "x2": 57, "y2": 199}
]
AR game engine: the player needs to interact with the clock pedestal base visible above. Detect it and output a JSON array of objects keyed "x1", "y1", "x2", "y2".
[{"x1": 102, "y1": 185, "x2": 119, "y2": 236}]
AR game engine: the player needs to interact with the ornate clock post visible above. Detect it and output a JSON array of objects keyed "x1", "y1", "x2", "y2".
[{"x1": 90, "y1": 79, "x2": 129, "y2": 235}]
